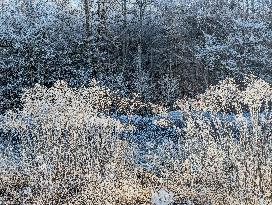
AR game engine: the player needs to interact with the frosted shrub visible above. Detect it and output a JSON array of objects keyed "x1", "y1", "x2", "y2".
[
  {"x1": 21, "y1": 79, "x2": 113, "y2": 116},
  {"x1": 170, "y1": 75, "x2": 272, "y2": 204},
  {"x1": 0, "y1": 80, "x2": 154, "y2": 204},
  {"x1": 186, "y1": 78, "x2": 241, "y2": 112}
]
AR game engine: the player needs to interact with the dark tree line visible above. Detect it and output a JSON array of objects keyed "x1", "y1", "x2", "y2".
[{"x1": 0, "y1": 0, "x2": 272, "y2": 112}]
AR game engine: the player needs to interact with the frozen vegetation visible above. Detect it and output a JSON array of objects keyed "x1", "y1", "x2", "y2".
[
  {"x1": 0, "y1": 76, "x2": 271, "y2": 204},
  {"x1": 1, "y1": 0, "x2": 272, "y2": 205}
]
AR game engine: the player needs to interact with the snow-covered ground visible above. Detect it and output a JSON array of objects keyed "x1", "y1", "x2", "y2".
[
  {"x1": 1, "y1": 109, "x2": 271, "y2": 170},
  {"x1": 113, "y1": 110, "x2": 272, "y2": 172},
  {"x1": 115, "y1": 110, "x2": 272, "y2": 132}
]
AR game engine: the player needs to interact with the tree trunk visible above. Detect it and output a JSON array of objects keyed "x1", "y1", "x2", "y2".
[
  {"x1": 137, "y1": 0, "x2": 146, "y2": 72},
  {"x1": 122, "y1": 0, "x2": 128, "y2": 71},
  {"x1": 83, "y1": 0, "x2": 91, "y2": 40}
]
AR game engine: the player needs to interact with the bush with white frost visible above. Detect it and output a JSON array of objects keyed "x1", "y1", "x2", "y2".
[{"x1": 0, "y1": 80, "x2": 142, "y2": 204}]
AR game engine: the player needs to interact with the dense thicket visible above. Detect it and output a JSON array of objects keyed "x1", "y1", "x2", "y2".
[{"x1": 1, "y1": 0, "x2": 272, "y2": 112}]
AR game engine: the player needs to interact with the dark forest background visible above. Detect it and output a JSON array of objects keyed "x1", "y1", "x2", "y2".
[{"x1": 1, "y1": 0, "x2": 272, "y2": 112}]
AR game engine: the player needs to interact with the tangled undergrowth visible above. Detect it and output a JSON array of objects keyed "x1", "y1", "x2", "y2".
[{"x1": 0, "y1": 75, "x2": 271, "y2": 205}]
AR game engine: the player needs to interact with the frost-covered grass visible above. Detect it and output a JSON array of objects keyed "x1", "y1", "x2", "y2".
[
  {"x1": 0, "y1": 80, "x2": 158, "y2": 204},
  {"x1": 165, "y1": 76, "x2": 272, "y2": 205},
  {"x1": 0, "y1": 75, "x2": 271, "y2": 205}
]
